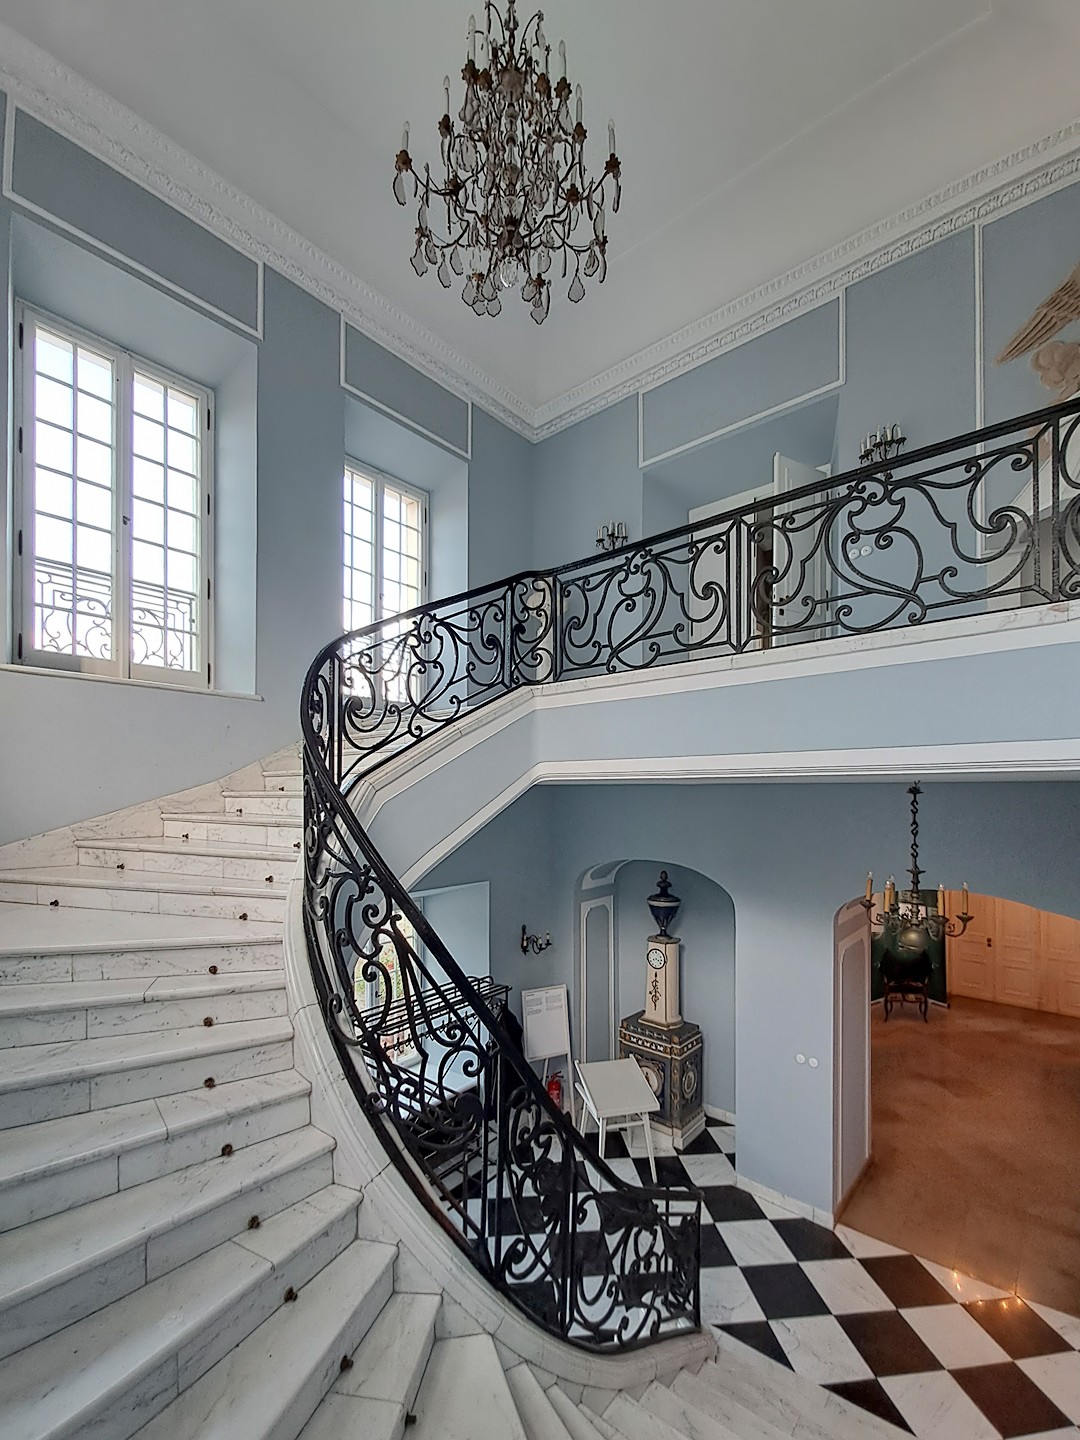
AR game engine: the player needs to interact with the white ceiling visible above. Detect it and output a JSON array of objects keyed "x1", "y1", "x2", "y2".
[{"x1": 1, "y1": 0, "x2": 1079, "y2": 425}]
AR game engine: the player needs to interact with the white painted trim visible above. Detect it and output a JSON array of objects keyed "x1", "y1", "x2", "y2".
[
  {"x1": 0, "y1": 23, "x2": 1078, "y2": 441},
  {"x1": 704, "y1": 1104, "x2": 735, "y2": 1125},
  {"x1": 733, "y1": 1173, "x2": 834, "y2": 1229},
  {"x1": 639, "y1": 294, "x2": 845, "y2": 469},
  {"x1": 0, "y1": 662, "x2": 262, "y2": 701},
  {"x1": 339, "y1": 314, "x2": 473, "y2": 461},
  {"x1": 579, "y1": 894, "x2": 616, "y2": 1063},
  {"x1": 832, "y1": 901, "x2": 871, "y2": 1214},
  {"x1": 974, "y1": 222, "x2": 986, "y2": 432},
  {"x1": 3, "y1": 103, "x2": 264, "y2": 340}
]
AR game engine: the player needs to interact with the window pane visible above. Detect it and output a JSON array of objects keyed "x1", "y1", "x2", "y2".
[
  {"x1": 132, "y1": 540, "x2": 165, "y2": 586},
  {"x1": 133, "y1": 376, "x2": 164, "y2": 420},
  {"x1": 77, "y1": 437, "x2": 112, "y2": 487},
  {"x1": 167, "y1": 510, "x2": 198, "y2": 554},
  {"x1": 167, "y1": 470, "x2": 197, "y2": 513},
  {"x1": 76, "y1": 394, "x2": 112, "y2": 444},
  {"x1": 78, "y1": 352, "x2": 112, "y2": 399},
  {"x1": 77, "y1": 524, "x2": 112, "y2": 575},
  {"x1": 343, "y1": 466, "x2": 376, "y2": 633},
  {"x1": 36, "y1": 469, "x2": 73, "y2": 521},
  {"x1": 167, "y1": 431, "x2": 198, "y2": 476},
  {"x1": 133, "y1": 415, "x2": 165, "y2": 463},
  {"x1": 76, "y1": 481, "x2": 112, "y2": 531},
  {"x1": 167, "y1": 391, "x2": 199, "y2": 435},
  {"x1": 36, "y1": 422, "x2": 73, "y2": 474},
  {"x1": 36, "y1": 515, "x2": 72, "y2": 564},
  {"x1": 133, "y1": 498, "x2": 165, "y2": 546},
  {"x1": 36, "y1": 332, "x2": 73, "y2": 384},
  {"x1": 133, "y1": 458, "x2": 166, "y2": 501},
  {"x1": 35, "y1": 376, "x2": 72, "y2": 429}
]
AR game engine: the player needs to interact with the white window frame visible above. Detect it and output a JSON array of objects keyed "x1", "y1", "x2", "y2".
[
  {"x1": 342, "y1": 459, "x2": 428, "y2": 634},
  {"x1": 13, "y1": 301, "x2": 215, "y2": 688}
]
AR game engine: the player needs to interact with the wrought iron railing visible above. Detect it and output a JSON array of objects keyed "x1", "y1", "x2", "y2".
[{"x1": 301, "y1": 397, "x2": 1080, "y2": 1350}]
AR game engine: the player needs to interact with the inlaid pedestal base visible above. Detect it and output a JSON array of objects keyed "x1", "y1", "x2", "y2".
[{"x1": 618, "y1": 1010, "x2": 705, "y2": 1152}]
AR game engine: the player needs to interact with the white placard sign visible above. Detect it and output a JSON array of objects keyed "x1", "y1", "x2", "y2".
[{"x1": 521, "y1": 984, "x2": 571, "y2": 1064}]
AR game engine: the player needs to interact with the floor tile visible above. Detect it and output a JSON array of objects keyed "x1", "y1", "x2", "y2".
[
  {"x1": 712, "y1": 1127, "x2": 737, "y2": 1155},
  {"x1": 1029, "y1": 1301, "x2": 1080, "y2": 1351},
  {"x1": 901, "y1": 1303, "x2": 1012, "y2": 1369},
  {"x1": 742, "y1": 1263, "x2": 831, "y2": 1320},
  {"x1": 802, "y1": 1258, "x2": 895, "y2": 1315},
  {"x1": 966, "y1": 1298, "x2": 1074, "y2": 1360},
  {"x1": 882, "y1": 1370, "x2": 1002, "y2": 1440},
  {"x1": 700, "y1": 1185, "x2": 766, "y2": 1223},
  {"x1": 716, "y1": 1220, "x2": 796, "y2": 1268},
  {"x1": 826, "y1": 1378, "x2": 914, "y2": 1433},
  {"x1": 839, "y1": 1311, "x2": 944, "y2": 1377},
  {"x1": 1018, "y1": 1352, "x2": 1080, "y2": 1424},
  {"x1": 632, "y1": 1155, "x2": 692, "y2": 1188},
  {"x1": 771, "y1": 1315, "x2": 874, "y2": 1384},
  {"x1": 699, "y1": 1265, "x2": 766, "y2": 1326},
  {"x1": 678, "y1": 1152, "x2": 737, "y2": 1188},
  {"x1": 677, "y1": 1126, "x2": 723, "y2": 1155},
  {"x1": 836, "y1": 1224, "x2": 908, "y2": 1259},
  {"x1": 952, "y1": 1362, "x2": 1073, "y2": 1438},
  {"x1": 719, "y1": 1320, "x2": 793, "y2": 1370},
  {"x1": 861, "y1": 1255, "x2": 957, "y2": 1309},
  {"x1": 773, "y1": 1217, "x2": 852, "y2": 1261},
  {"x1": 699, "y1": 1224, "x2": 736, "y2": 1268},
  {"x1": 919, "y1": 1257, "x2": 1012, "y2": 1305}
]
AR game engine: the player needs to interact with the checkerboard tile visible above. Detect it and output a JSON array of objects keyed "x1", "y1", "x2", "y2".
[{"x1": 666, "y1": 1119, "x2": 1080, "y2": 1437}]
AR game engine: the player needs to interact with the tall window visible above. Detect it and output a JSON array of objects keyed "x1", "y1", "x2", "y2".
[
  {"x1": 14, "y1": 305, "x2": 213, "y2": 686},
  {"x1": 343, "y1": 463, "x2": 426, "y2": 633}
]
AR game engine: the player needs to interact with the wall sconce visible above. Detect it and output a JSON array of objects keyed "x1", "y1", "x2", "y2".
[
  {"x1": 859, "y1": 424, "x2": 906, "y2": 467},
  {"x1": 521, "y1": 925, "x2": 553, "y2": 955},
  {"x1": 596, "y1": 521, "x2": 628, "y2": 552}
]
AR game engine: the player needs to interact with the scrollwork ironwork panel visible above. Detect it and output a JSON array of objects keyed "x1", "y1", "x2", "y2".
[{"x1": 302, "y1": 398, "x2": 1079, "y2": 1353}]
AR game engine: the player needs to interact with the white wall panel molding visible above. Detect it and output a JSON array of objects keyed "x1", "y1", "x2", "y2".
[
  {"x1": 531, "y1": 120, "x2": 1080, "y2": 442},
  {"x1": 0, "y1": 22, "x2": 532, "y2": 438},
  {"x1": 0, "y1": 21, "x2": 1078, "y2": 445}
]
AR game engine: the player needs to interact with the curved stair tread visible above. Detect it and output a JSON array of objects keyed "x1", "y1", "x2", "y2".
[
  {"x1": 0, "y1": 970, "x2": 284, "y2": 1015},
  {"x1": 409, "y1": 1335, "x2": 528, "y2": 1440},
  {"x1": 505, "y1": 1362, "x2": 575, "y2": 1439},
  {"x1": 129, "y1": 1238, "x2": 396, "y2": 1440},
  {"x1": 545, "y1": 1384, "x2": 610, "y2": 1440},
  {"x1": 0, "y1": 866, "x2": 291, "y2": 898},
  {"x1": 0, "y1": 1186, "x2": 361, "y2": 1440},
  {"x1": 641, "y1": 1378, "x2": 779, "y2": 1440}
]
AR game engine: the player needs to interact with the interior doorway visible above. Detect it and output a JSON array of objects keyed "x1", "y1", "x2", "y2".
[{"x1": 836, "y1": 891, "x2": 1080, "y2": 1315}]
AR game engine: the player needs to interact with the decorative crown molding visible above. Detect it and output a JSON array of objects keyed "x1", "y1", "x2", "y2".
[{"x1": 1, "y1": 20, "x2": 1079, "y2": 446}]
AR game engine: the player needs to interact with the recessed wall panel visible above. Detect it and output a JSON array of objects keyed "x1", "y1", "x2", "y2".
[
  {"x1": 641, "y1": 297, "x2": 842, "y2": 465},
  {"x1": 343, "y1": 322, "x2": 470, "y2": 457},
  {"x1": 10, "y1": 111, "x2": 260, "y2": 332}
]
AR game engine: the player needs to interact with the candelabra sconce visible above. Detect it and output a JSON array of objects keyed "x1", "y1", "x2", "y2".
[
  {"x1": 520, "y1": 925, "x2": 553, "y2": 955},
  {"x1": 860, "y1": 782, "x2": 974, "y2": 955},
  {"x1": 860, "y1": 424, "x2": 907, "y2": 468},
  {"x1": 596, "y1": 521, "x2": 628, "y2": 552}
]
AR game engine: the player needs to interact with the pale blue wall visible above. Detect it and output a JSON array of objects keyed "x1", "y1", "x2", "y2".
[
  {"x1": 0, "y1": 97, "x2": 525, "y2": 842},
  {"x1": 419, "y1": 776, "x2": 1080, "y2": 1212}
]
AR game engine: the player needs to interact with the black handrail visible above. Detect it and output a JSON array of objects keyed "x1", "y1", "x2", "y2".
[{"x1": 301, "y1": 396, "x2": 1080, "y2": 1350}]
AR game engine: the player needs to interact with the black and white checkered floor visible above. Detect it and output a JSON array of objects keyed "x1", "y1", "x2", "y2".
[{"x1": 596, "y1": 1118, "x2": 1080, "y2": 1439}]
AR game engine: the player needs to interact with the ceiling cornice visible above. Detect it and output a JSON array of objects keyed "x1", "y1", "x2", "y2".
[{"x1": 1, "y1": 21, "x2": 1078, "y2": 446}]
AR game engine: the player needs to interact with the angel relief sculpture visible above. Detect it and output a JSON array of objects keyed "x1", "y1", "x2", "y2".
[{"x1": 996, "y1": 259, "x2": 1080, "y2": 401}]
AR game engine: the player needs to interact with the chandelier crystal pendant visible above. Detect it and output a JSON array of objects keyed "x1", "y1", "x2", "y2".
[
  {"x1": 861, "y1": 783, "x2": 974, "y2": 955},
  {"x1": 393, "y1": 1, "x2": 622, "y2": 324}
]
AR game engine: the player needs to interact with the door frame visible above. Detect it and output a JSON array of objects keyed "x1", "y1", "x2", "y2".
[{"x1": 578, "y1": 895, "x2": 616, "y2": 1063}]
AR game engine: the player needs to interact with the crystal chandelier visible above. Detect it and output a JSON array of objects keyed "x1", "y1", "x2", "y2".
[
  {"x1": 393, "y1": 2, "x2": 622, "y2": 324},
  {"x1": 860, "y1": 783, "x2": 974, "y2": 954}
]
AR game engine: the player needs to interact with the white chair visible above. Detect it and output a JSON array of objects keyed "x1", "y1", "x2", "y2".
[{"x1": 574, "y1": 1058, "x2": 659, "y2": 1184}]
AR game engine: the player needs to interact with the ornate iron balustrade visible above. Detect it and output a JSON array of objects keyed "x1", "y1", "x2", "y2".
[{"x1": 301, "y1": 397, "x2": 1080, "y2": 1350}]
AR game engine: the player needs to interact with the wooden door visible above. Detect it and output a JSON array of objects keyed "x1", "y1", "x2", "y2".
[
  {"x1": 946, "y1": 891, "x2": 996, "y2": 1000},
  {"x1": 994, "y1": 898, "x2": 1040, "y2": 1009},
  {"x1": 1040, "y1": 908, "x2": 1080, "y2": 1018}
]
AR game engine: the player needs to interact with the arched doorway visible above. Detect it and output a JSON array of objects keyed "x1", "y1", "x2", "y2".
[{"x1": 837, "y1": 890, "x2": 1080, "y2": 1316}]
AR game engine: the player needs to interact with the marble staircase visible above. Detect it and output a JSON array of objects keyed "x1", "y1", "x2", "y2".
[{"x1": 0, "y1": 748, "x2": 902, "y2": 1440}]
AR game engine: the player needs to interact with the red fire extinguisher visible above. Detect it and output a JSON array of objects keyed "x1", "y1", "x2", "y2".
[{"x1": 546, "y1": 1070, "x2": 563, "y2": 1111}]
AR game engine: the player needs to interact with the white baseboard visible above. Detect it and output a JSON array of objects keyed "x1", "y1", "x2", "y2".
[{"x1": 705, "y1": 1105, "x2": 736, "y2": 1125}]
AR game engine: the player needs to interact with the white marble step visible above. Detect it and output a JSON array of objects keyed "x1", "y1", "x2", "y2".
[
  {"x1": 163, "y1": 813, "x2": 302, "y2": 848},
  {"x1": 0, "y1": 1069, "x2": 311, "y2": 1233},
  {"x1": 574, "y1": 1400, "x2": 622, "y2": 1440},
  {"x1": 296, "y1": 1289, "x2": 441, "y2": 1440},
  {"x1": 546, "y1": 1386, "x2": 610, "y2": 1440},
  {"x1": 641, "y1": 1377, "x2": 779, "y2": 1440},
  {"x1": 76, "y1": 838, "x2": 301, "y2": 884},
  {"x1": 0, "y1": 971, "x2": 285, "y2": 1047},
  {"x1": 0, "y1": 1014, "x2": 294, "y2": 1129},
  {"x1": 410, "y1": 1334, "x2": 528, "y2": 1440},
  {"x1": 0, "y1": 1184, "x2": 361, "y2": 1440},
  {"x1": 692, "y1": 1343, "x2": 908, "y2": 1440},
  {"x1": 0, "y1": 1124, "x2": 335, "y2": 1360},
  {"x1": 0, "y1": 866, "x2": 288, "y2": 923},
  {"x1": 223, "y1": 790, "x2": 302, "y2": 818},
  {"x1": 506, "y1": 1364, "x2": 574, "y2": 1440},
  {"x1": 0, "y1": 936, "x2": 283, "y2": 985},
  {"x1": 130, "y1": 1238, "x2": 396, "y2": 1440},
  {"x1": 602, "y1": 1390, "x2": 709, "y2": 1440}
]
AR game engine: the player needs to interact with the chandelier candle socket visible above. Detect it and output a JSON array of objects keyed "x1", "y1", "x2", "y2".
[
  {"x1": 861, "y1": 783, "x2": 974, "y2": 955},
  {"x1": 393, "y1": 0, "x2": 622, "y2": 323}
]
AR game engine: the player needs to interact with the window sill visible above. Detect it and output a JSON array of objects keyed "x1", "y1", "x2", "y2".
[{"x1": 0, "y1": 662, "x2": 263, "y2": 702}]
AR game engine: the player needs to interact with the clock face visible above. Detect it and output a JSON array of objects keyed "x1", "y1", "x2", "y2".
[{"x1": 647, "y1": 946, "x2": 666, "y2": 970}]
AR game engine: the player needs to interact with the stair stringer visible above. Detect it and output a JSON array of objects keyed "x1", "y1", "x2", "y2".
[{"x1": 282, "y1": 875, "x2": 717, "y2": 1396}]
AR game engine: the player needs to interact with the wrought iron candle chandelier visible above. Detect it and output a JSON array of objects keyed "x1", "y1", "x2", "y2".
[
  {"x1": 860, "y1": 783, "x2": 974, "y2": 955},
  {"x1": 393, "y1": 1, "x2": 622, "y2": 324}
]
